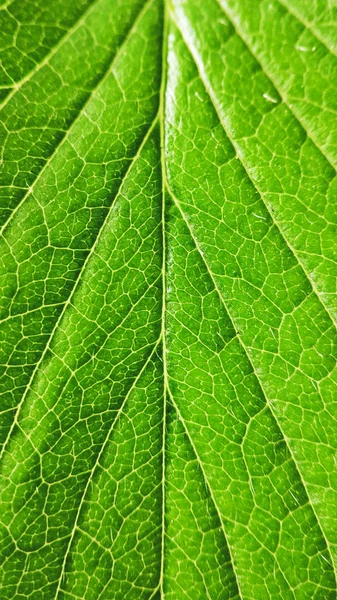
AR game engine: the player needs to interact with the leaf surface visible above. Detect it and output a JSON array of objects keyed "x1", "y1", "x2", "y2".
[{"x1": 1, "y1": 0, "x2": 337, "y2": 598}]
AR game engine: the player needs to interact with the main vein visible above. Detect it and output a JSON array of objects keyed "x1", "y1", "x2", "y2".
[{"x1": 159, "y1": 1, "x2": 169, "y2": 594}]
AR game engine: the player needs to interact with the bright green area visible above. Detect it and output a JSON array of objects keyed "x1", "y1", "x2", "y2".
[{"x1": 0, "y1": 0, "x2": 337, "y2": 597}]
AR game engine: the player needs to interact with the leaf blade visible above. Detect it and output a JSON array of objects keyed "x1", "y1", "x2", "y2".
[
  {"x1": 171, "y1": 0, "x2": 337, "y2": 325},
  {"x1": 1, "y1": 0, "x2": 337, "y2": 597},
  {"x1": 0, "y1": 0, "x2": 147, "y2": 227},
  {"x1": 165, "y1": 19, "x2": 337, "y2": 578}
]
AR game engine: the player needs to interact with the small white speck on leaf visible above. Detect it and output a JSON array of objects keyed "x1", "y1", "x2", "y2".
[
  {"x1": 263, "y1": 92, "x2": 278, "y2": 104},
  {"x1": 296, "y1": 45, "x2": 317, "y2": 52}
]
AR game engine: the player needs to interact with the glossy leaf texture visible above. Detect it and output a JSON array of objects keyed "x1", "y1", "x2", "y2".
[{"x1": 0, "y1": 0, "x2": 337, "y2": 598}]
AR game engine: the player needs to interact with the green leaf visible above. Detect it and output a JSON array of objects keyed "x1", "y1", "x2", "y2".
[{"x1": 1, "y1": 0, "x2": 337, "y2": 598}]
